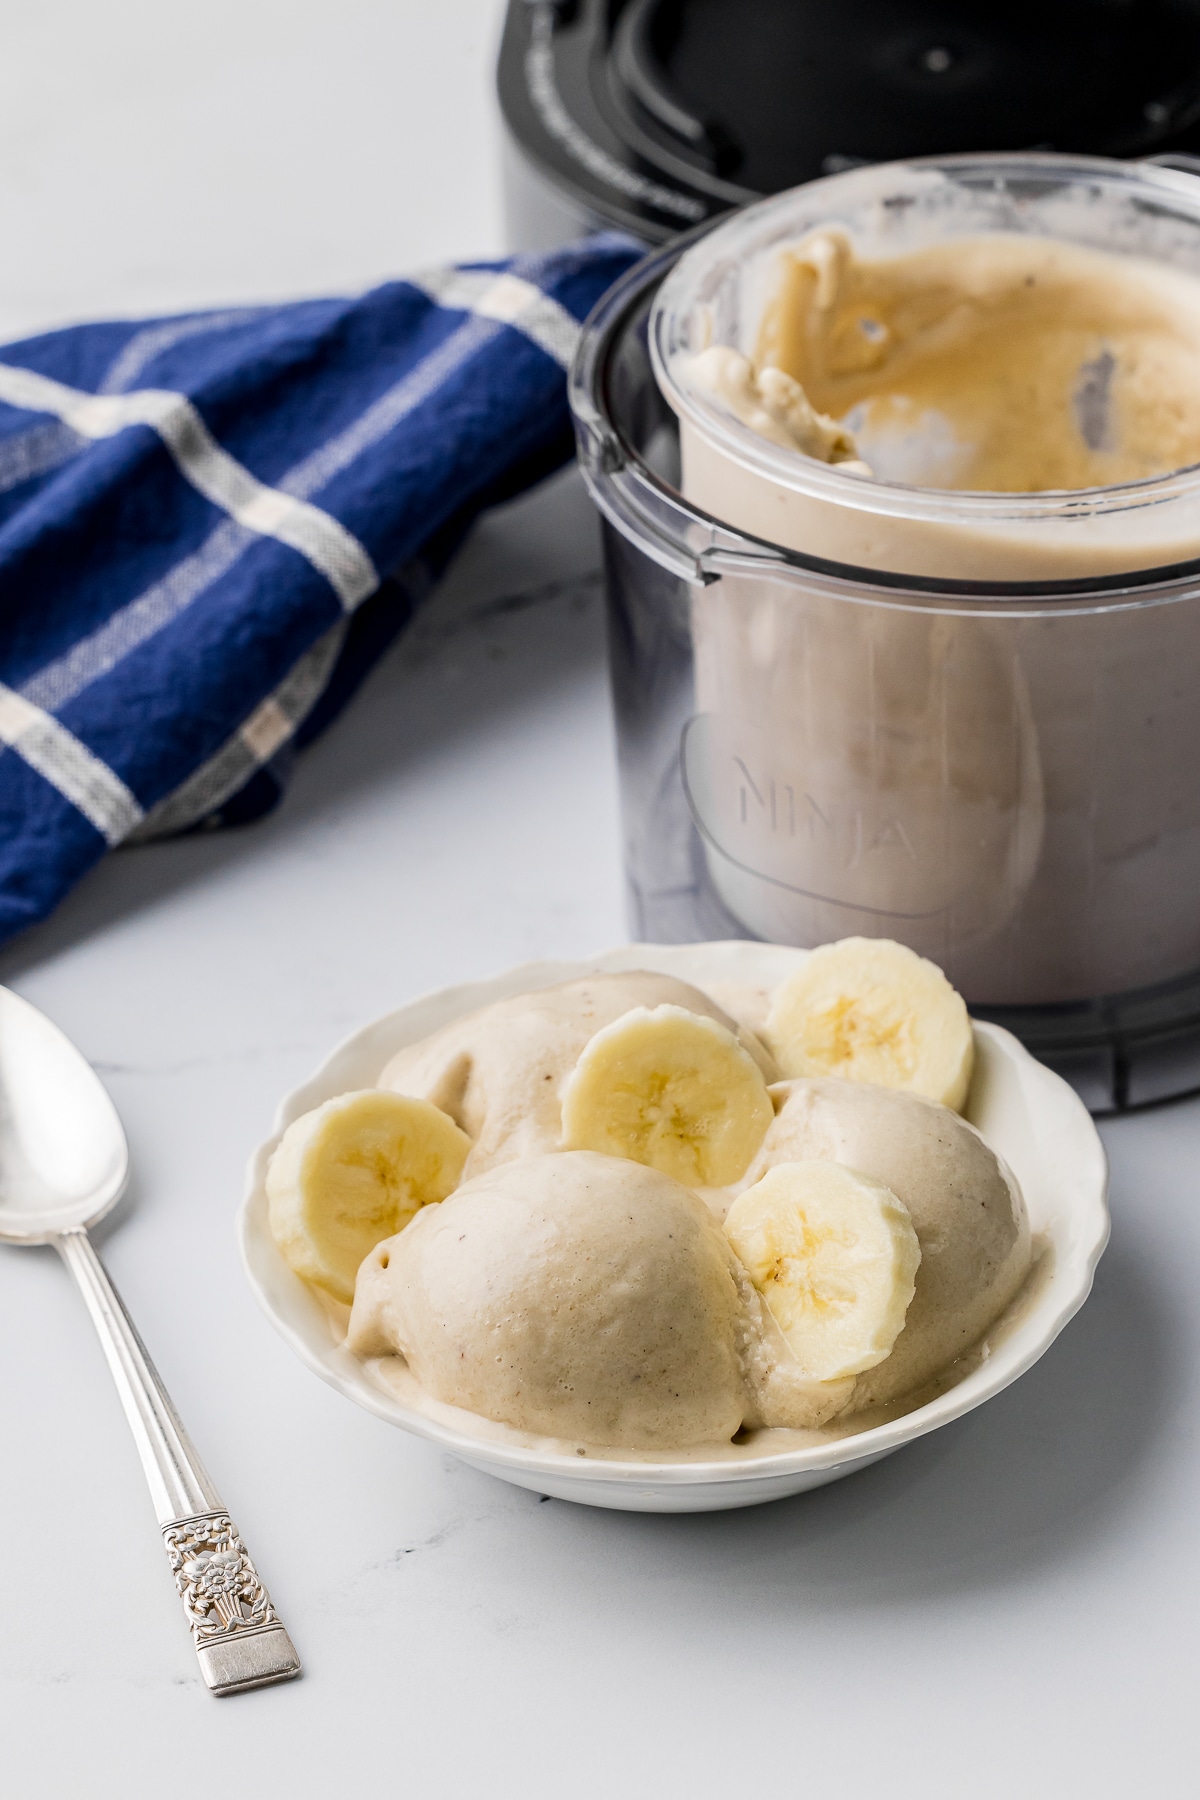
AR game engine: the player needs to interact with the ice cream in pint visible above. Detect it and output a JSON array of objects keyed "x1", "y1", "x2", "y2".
[{"x1": 646, "y1": 173, "x2": 1200, "y2": 1001}]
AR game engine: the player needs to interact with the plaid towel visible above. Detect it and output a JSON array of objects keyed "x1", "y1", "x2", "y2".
[{"x1": 0, "y1": 236, "x2": 639, "y2": 947}]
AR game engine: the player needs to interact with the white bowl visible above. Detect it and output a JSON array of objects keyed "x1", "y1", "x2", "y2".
[{"x1": 238, "y1": 941, "x2": 1109, "y2": 1513}]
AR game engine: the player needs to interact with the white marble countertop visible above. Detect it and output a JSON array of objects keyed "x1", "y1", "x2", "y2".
[{"x1": 2, "y1": 5, "x2": 1198, "y2": 1794}]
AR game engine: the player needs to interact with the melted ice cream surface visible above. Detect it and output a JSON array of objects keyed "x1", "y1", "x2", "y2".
[{"x1": 687, "y1": 230, "x2": 1200, "y2": 493}]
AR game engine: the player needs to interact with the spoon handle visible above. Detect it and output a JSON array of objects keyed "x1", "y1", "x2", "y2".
[{"x1": 56, "y1": 1227, "x2": 301, "y2": 1696}]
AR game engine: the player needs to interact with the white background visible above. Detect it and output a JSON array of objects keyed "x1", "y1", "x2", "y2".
[
  {"x1": 1, "y1": 4, "x2": 1197, "y2": 1795},
  {"x1": 0, "y1": 1, "x2": 504, "y2": 341}
]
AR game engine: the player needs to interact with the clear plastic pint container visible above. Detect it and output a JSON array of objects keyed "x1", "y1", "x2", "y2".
[{"x1": 568, "y1": 155, "x2": 1200, "y2": 1109}]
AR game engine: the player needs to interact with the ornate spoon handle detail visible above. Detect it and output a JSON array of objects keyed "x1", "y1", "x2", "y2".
[{"x1": 56, "y1": 1227, "x2": 301, "y2": 1695}]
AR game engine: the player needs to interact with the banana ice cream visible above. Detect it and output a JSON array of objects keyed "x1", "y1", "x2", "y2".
[
  {"x1": 738, "y1": 1078, "x2": 1030, "y2": 1410},
  {"x1": 347, "y1": 1152, "x2": 849, "y2": 1448},
  {"x1": 377, "y1": 970, "x2": 777, "y2": 1178},
  {"x1": 268, "y1": 945, "x2": 1034, "y2": 1456},
  {"x1": 675, "y1": 226, "x2": 1200, "y2": 574},
  {"x1": 691, "y1": 230, "x2": 1200, "y2": 500}
]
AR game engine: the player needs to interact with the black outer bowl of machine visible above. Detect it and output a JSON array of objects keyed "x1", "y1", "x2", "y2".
[
  {"x1": 567, "y1": 208, "x2": 1200, "y2": 1116},
  {"x1": 500, "y1": 0, "x2": 1200, "y2": 249}
]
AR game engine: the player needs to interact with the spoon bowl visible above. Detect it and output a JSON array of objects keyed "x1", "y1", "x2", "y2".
[
  {"x1": 239, "y1": 941, "x2": 1111, "y2": 1512},
  {"x1": 0, "y1": 986, "x2": 128, "y2": 1243}
]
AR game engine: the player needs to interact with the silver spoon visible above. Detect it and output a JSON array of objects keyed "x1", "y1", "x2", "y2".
[{"x1": 0, "y1": 984, "x2": 300, "y2": 1695}]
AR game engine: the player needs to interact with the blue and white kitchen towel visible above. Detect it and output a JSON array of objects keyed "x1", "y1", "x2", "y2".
[{"x1": 0, "y1": 236, "x2": 639, "y2": 947}]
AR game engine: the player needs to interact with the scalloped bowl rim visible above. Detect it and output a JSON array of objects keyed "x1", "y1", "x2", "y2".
[{"x1": 238, "y1": 941, "x2": 1109, "y2": 1501}]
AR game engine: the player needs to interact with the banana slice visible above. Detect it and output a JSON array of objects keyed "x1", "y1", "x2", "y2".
[
  {"x1": 266, "y1": 1090, "x2": 470, "y2": 1302},
  {"x1": 724, "y1": 1160, "x2": 921, "y2": 1381},
  {"x1": 765, "y1": 937, "x2": 974, "y2": 1111},
  {"x1": 560, "y1": 1003, "x2": 773, "y2": 1187}
]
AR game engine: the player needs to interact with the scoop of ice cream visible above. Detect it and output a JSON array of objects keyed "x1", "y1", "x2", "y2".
[
  {"x1": 347, "y1": 1151, "x2": 756, "y2": 1448},
  {"x1": 377, "y1": 971, "x2": 777, "y2": 1178},
  {"x1": 741, "y1": 1079, "x2": 1031, "y2": 1408}
]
